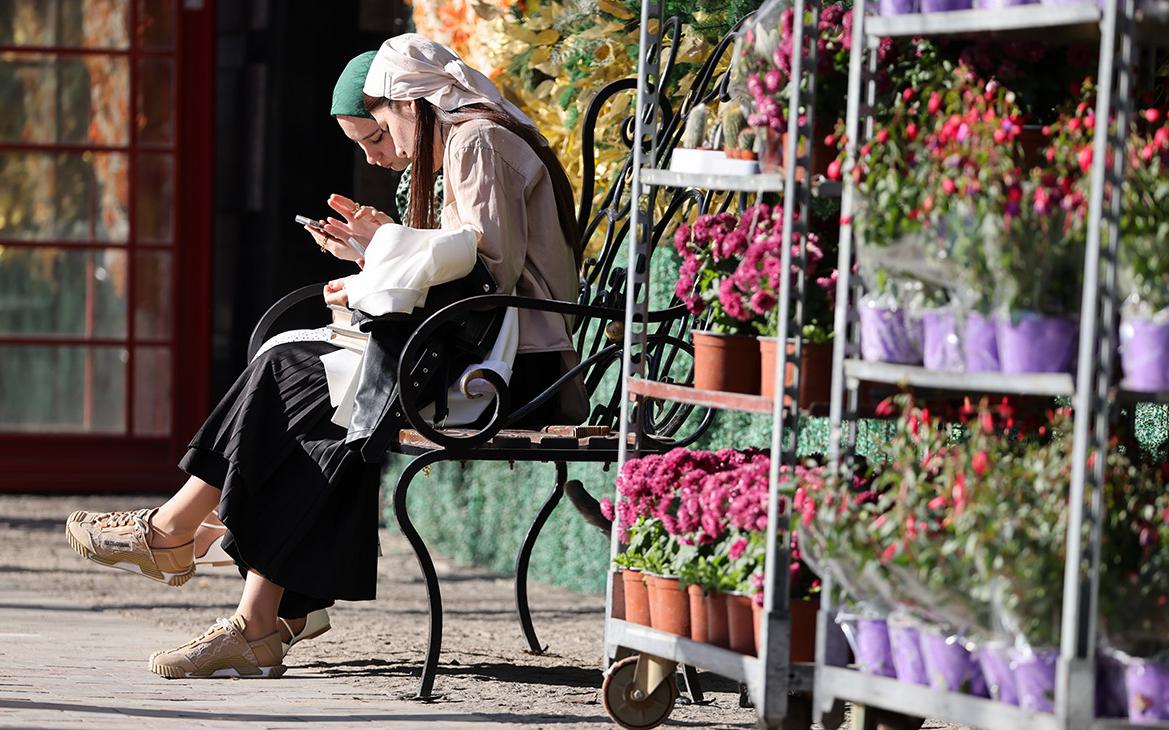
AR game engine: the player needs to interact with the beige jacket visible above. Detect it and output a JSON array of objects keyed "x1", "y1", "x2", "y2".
[
  {"x1": 440, "y1": 118, "x2": 579, "y2": 354},
  {"x1": 440, "y1": 118, "x2": 589, "y2": 423}
]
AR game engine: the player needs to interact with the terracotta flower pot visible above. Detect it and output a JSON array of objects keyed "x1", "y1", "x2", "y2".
[
  {"x1": 759, "y1": 338, "x2": 833, "y2": 408},
  {"x1": 726, "y1": 592, "x2": 757, "y2": 656},
  {"x1": 611, "y1": 570, "x2": 626, "y2": 620},
  {"x1": 750, "y1": 598, "x2": 820, "y2": 661},
  {"x1": 646, "y1": 575, "x2": 690, "y2": 637},
  {"x1": 687, "y1": 584, "x2": 708, "y2": 643},
  {"x1": 621, "y1": 569, "x2": 651, "y2": 626},
  {"x1": 758, "y1": 125, "x2": 834, "y2": 179},
  {"x1": 692, "y1": 331, "x2": 761, "y2": 394},
  {"x1": 704, "y1": 590, "x2": 731, "y2": 649}
]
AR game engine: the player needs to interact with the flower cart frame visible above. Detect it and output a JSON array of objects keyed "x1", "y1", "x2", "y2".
[
  {"x1": 814, "y1": 1, "x2": 1169, "y2": 729},
  {"x1": 601, "y1": 0, "x2": 844, "y2": 727}
]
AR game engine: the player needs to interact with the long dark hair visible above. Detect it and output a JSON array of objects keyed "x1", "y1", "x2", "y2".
[{"x1": 363, "y1": 95, "x2": 583, "y2": 270}]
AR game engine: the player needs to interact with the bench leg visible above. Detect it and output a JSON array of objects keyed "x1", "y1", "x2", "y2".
[
  {"x1": 514, "y1": 461, "x2": 567, "y2": 654},
  {"x1": 393, "y1": 451, "x2": 446, "y2": 700}
]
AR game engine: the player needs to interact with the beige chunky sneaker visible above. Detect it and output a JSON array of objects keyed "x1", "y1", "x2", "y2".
[
  {"x1": 65, "y1": 508, "x2": 195, "y2": 587},
  {"x1": 149, "y1": 615, "x2": 286, "y2": 679}
]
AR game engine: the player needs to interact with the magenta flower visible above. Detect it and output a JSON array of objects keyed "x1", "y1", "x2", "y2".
[{"x1": 729, "y1": 537, "x2": 748, "y2": 560}]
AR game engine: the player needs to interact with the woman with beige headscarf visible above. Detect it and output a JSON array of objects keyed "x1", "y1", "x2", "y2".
[{"x1": 63, "y1": 35, "x2": 586, "y2": 679}]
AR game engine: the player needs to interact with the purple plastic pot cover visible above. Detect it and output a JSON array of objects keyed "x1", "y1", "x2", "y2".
[
  {"x1": 879, "y1": 0, "x2": 918, "y2": 13},
  {"x1": 1120, "y1": 315, "x2": 1169, "y2": 392},
  {"x1": 889, "y1": 623, "x2": 929, "y2": 686},
  {"x1": 1013, "y1": 648, "x2": 1059, "y2": 713},
  {"x1": 922, "y1": 310, "x2": 963, "y2": 371},
  {"x1": 921, "y1": 0, "x2": 973, "y2": 9},
  {"x1": 1097, "y1": 653, "x2": 1128, "y2": 718},
  {"x1": 920, "y1": 631, "x2": 989, "y2": 696},
  {"x1": 996, "y1": 314, "x2": 1077, "y2": 374},
  {"x1": 854, "y1": 618, "x2": 897, "y2": 677},
  {"x1": 1127, "y1": 659, "x2": 1169, "y2": 723},
  {"x1": 975, "y1": 643, "x2": 1019, "y2": 705},
  {"x1": 974, "y1": 0, "x2": 1037, "y2": 7},
  {"x1": 963, "y1": 311, "x2": 1000, "y2": 372},
  {"x1": 860, "y1": 304, "x2": 923, "y2": 364}
]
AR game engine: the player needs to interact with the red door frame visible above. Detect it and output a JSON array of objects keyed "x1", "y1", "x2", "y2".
[{"x1": 0, "y1": 2, "x2": 216, "y2": 494}]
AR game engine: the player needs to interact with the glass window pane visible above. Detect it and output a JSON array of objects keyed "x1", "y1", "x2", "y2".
[
  {"x1": 133, "y1": 250, "x2": 170, "y2": 339},
  {"x1": 135, "y1": 153, "x2": 173, "y2": 243},
  {"x1": 0, "y1": 246, "x2": 127, "y2": 337},
  {"x1": 133, "y1": 346, "x2": 170, "y2": 435},
  {"x1": 0, "y1": 151, "x2": 129, "y2": 242},
  {"x1": 0, "y1": 344, "x2": 126, "y2": 433},
  {"x1": 137, "y1": 0, "x2": 175, "y2": 50},
  {"x1": 0, "y1": 53, "x2": 130, "y2": 146},
  {"x1": 136, "y1": 57, "x2": 174, "y2": 145},
  {"x1": 0, "y1": 0, "x2": 130, "y2": 49}
]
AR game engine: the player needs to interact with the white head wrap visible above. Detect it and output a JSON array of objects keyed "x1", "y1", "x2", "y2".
[{"x1": 363, "y1": 34, "x2": 540, "y2": 135}]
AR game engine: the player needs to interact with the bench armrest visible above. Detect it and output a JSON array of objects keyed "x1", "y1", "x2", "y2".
[
  {"x1": 246, "y1": 282, "x2": 330, "y2": 361},
  {"x1": 394, "y1": 294, "x2": 710, "y2": 450}
]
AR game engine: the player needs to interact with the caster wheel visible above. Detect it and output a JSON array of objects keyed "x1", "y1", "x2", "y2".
[{"x1": 602, "y1": 655, "x2": 677, "y2": 729}]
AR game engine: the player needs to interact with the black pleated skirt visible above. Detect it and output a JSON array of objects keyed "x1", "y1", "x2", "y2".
[{"x1": 179, "y1": 341, "x2": 380, "y2": 618}]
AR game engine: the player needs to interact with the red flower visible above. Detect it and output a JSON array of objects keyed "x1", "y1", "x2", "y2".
[
  {"x1": 875, "y1": 398, "x2": 896, "y2": 417},
  {"x1": 1144, "y1": 108, "x2": 1163, "y2": 124},
  {"x1": 927, "y1": 92, "x2": 942, "y2": 115},
  {"x1": 928, "y1": 495, "x2": 948, "y2": 510},
  {"x1": 942, "y1": 178, "x2": 956, "y2": 194},
  {"x1": 876, "y1": 129, "x2": 890, "y2": 144},
  {"x1": 906, "y1": 122, "x2": 918, "y2": 141},
  {"x1": 980, "y1": 410, "x2": 994, "y2": 434},
  {"x1": 1077, "y1": 145, "x2": 1094, "y2": 173},
  {"x1": 902, "y1": 87, "x2": 915, "y2": 102},
  {"x1": 972, "y1": 450, "x2": 989, "y2": 476},
  {"x1": 826, "y1": 159, "x2": 842, "y2": 180},
  {"x1": 880, "y1": 543, "x2": 898, "y2": 563}
]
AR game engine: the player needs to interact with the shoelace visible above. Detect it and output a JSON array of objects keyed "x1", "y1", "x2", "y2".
[
  {"x1": 95, "y1": 509, "x2": 149, "y2": 530},
  {"x1": 174, "y1": 617, "x2": 238, "y2": 651}
]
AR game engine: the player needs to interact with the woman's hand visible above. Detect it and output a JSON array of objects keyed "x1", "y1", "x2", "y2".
[
  {"x1": 304, "y1": 224, "x2": 364, "y2": 264},
  {"x1": 322, "y1": 194, "x2": 394, "y2": 250},
  {"x1": 323, "y1": 277, "x2": 350, "y2": 307}
]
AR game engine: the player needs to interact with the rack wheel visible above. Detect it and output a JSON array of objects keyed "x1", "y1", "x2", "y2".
[{"x1": 602, "y1": 655, "x2": 677, "y2": 729}]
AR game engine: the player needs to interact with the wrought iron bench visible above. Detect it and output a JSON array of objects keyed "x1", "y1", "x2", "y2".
[{"x1": 247, "y1": 18, "x2": 750, "y2": 699}]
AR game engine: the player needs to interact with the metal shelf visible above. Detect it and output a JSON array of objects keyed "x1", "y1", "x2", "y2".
[
  {"x1": 626, "y1": 377, "x2": 775, "y2": 414},
  {"x1": 816, "y1": 665, "x2": 1062, "y2": 730},
  {"x1": 866, "y1": 3, "x2": 1100, "y2": 39},
  {"x1": 606, "y1": 618, "x2": 760, "y2": 684},
  {"x1": 640, "y1": 168, "x2": 843, "y2": 197},
  {"x1": 1117, "y1": 386, "x2": 1169, "y2": 405},
  {"x1": 1094, "y1": 720, "x2": 1169, "y2": 729},
  {"x1": 864, "y1": 1, "x2": 1169, "y2": 45},
  {"x1": 606, "y1": 619, "x2": 817, "y2": 693},
  {"x1": 843, "y1": 359, "x2": 1076, "y2": 397}
]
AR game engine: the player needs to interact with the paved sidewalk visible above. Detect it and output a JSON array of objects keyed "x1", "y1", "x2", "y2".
[
  {"x1": 0, "y1": 592, "x2": 513, "y2": 729},
  {"x1": 0, "y1": 495, "x2": 758, "y2": 729}
]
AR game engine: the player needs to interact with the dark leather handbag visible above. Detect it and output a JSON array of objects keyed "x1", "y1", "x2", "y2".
[{"x1": 344, "y1": 258, "x2": 503, "y2": 463}]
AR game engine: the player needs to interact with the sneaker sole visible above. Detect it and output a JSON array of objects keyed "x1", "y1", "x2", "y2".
[
  {"x1": 65, "y1": 513, "x2": 194, "y2": 588},
  {"x1": 149, "y1": 660, "x2": 287, "y2": 679}
]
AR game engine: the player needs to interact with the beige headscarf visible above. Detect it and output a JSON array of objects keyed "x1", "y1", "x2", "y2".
[{"x1": 363, "y1": 34, "x2": 540, "y2": 135}]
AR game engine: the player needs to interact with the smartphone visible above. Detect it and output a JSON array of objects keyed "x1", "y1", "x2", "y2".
[
  {"x1": 294, "y1": 214, "x2": 329, "y2": 233},
  {"x1": 295, "y1": 214, "x2": 367, "y2": 258}
]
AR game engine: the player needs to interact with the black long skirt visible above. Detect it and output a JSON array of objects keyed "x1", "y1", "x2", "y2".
[{"x1": 179, "y1": 341, "x2": 380, "y2": 618}]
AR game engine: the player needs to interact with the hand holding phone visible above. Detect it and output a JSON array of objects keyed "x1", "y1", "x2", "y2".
[{"x1": 296, "y1": 214, "x2": 365, "y2": 261}]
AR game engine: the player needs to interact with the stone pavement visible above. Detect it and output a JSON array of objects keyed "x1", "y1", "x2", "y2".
[{"x1": 0, "y1": 592, "x2": 516, "y2": 729}]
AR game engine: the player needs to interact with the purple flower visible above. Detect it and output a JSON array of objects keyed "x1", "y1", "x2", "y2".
[{"x1": 764, "y1": 68, "x2": 782, "y2": 93}]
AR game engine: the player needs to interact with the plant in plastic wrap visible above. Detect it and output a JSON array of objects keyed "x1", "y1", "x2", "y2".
[
  {"x1": 970, "y1": 410, "x2": 1073, "y2": 651},
  {"x1": 731, "y1": 0, "x2": 854, "y2": 173},
  {"x1": 1099, "y1": 456, "x2": 1169, "y2": 661}
]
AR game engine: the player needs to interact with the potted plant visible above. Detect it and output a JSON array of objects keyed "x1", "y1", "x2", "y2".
[
  {"x1": 1118, "y1": 107, "x2": 1169, "y2": 391},
  {"x1": 1099, "y1": 455, "x2": 1169, "y2": 722},
  {"x1": 673, "y1": 209, "x2": 763, "y2": 393},
  {"x1": 669, "y1": 105, "x2": 728, "y2": 174}
]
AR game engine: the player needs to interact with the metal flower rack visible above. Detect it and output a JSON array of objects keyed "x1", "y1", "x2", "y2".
[
  {"x1": 814, "y1": 1, "x2": 1169, "y2": 730},
  {"x1": 598, "y1": 0, "x2": 838, "y2": 727}
]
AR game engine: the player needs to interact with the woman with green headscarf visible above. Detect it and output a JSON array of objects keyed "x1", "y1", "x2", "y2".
[{"x1": 65, "y1": 39, "x2": 586, "y2": 681}]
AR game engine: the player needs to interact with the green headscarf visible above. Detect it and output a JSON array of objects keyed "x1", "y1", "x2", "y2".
[{"x1": 330, "y1": 51, "x2": 378, "y2": 118}]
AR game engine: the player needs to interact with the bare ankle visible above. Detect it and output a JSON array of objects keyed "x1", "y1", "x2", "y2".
[{"x1": 147, "y1": 512, "x2": 194, "y2": 549}]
